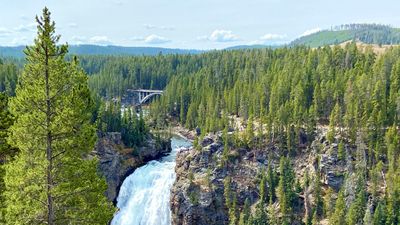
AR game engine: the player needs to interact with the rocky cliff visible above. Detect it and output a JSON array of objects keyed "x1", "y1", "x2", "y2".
[
  {"x1": 94, "y1": 132, "x2": 171, "y2": 203},
  {"x1": 171, "y1": 128, "x2": 350, "y2": 225}
]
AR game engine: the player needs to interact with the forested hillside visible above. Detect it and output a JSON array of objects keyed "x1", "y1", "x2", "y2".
[
  {"x1": 149, "y1": 43, "x2": 400, "y2": 224},
  {"x1": 1, "y1": 20, "x2": 400, "y2": 224},
  {"x1": 291, "y1": 24, "x2": 400, "y2": 47},
  {"x1": 0, "y1": 59, "x2": 18, "y2": 96}
]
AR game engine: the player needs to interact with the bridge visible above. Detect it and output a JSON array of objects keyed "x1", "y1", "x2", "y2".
[{"x1": 132, "y1": 89, "x2": 163, "y2": 105}]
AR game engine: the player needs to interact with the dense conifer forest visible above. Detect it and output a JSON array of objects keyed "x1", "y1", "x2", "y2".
[
  {"x1": 0, "y1": 9, "x2": 400, "y2": 225},
  {"x1": 148, "y1": 44, "x2": 400, "y2": 224}
]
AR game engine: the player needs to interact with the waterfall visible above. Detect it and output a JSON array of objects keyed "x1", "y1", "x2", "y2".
[{"x1": 111, "y1": 136, "x2": 192, "y2": 225}]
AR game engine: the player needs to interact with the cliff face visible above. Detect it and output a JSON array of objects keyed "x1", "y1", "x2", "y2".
[
  {"x1": 94, "y1": 132, "x2": 171, "y2": 203},
  {"x1": 171, "y1": 128, "x2": 348, "y2": 225},
  {"x1": 171, "y1": 135, "x2": 259, "y2": 225}
]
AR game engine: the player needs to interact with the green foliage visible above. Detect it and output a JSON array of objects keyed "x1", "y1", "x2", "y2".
[
  {"x1": 330, "y1": 190, "x2": 346, "y2": 225},
  {"x1": 188, "y1": 189, "x2": 199, "y2": 205},
  {"x1": 266, "y1": 161, "x2": 277, "y2": 203},
  {"x1": 277, "y1": 156, "x2": 295, "y2": 224},
  {"x1": 224, "y1": 176, "x2": 238, "y2": 225},
  {"x1": 150, "y1": 43, "x2": 400, "y2": 151},
  {"x1": 252, "y1": 170, "x2": 269, "y2": 225},
  {"x1": 245, "y1": 116, "x2": 255, "y2": 148},
  {"x1": 327, "y1": 102, "x2": 341, "y2": 143},
  {"x1": 238, "y1": 198, "x2": 251, "y2": 225},
  {"x1": 373, "y1": 202, "x2": 387, "y2": 225},
  {"x1": 0, "y1": 61, "x2": 18, "y2": 96},
  {"x1": 346, "y1": 188, "x2": 367, "y2": 225},
  {"x1": 97, "y1": 102, "x2": 149, "y2": 148},
  {"x1": 3, "y1": 8, "x2": 114, "y2": 224},
  {"x1": 0, "y1": 93, "x2": 16, "y2": 225},
  {"x1": 1, "y1": 18, "x2": 400, "y2": 225},
  {"x1": 311, "y1": 210, "x2": 318, "y2": 225},
  {"x1": 121, "y1": 110, "x2": 148, "y2": 148},
  {"x1": 291, "y1": 24, "x2": 400, "y2": 47},
  {"x1": 314, "y1": 172, "x2": 324, "y2": 217},
  {"x1": 0, "y1": 93, "x2": 17, "y2": 159}
]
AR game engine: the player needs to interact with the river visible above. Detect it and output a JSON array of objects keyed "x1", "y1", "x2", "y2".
[{"x1": 111, "y1": 136, "x2": 192, "y2": 225}]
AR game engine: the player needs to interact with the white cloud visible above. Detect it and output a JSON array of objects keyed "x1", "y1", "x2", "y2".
[
  {"x1": 14, "y1": 23, "x2": 36, "y2": 32},
  {"x1": 19, "y1": 14, "x2": 30, "y2": 21},
  {"x1": 10, "y1": 36, "x2": 29, "y2": 46},
  {"x1": 0, "y1": 23, "x2": 36, "y2": 38},
  {"x1": 128, "y1": 35, "x2": 171, "y2": 44},
  {"x1": 196, "y1": 35, "x2": 209, "y2": 41},
  {"x1": 144, "y1": 34, "x2": 170, "y2": 44},
  {"x1": 247, "y1": 33, "x2": 289, "y2": 45},
  {"x1": 209, "y1": 30, "x2": 239, "y2": 42},
  {"x1": 70, "y1": 35, "x2": 113, "y2": 45},
  {"x1": 0, "y1": 28, "x2": 12, "y2": 37},
  {"x1": 260, "y1": 33, "x2": 287, "y2": 41},
  {"x1": 300, "y1": 28, "x2": 321, "y2": 37},
  {"x1": 198, "y1": 30, "x2": 240, "y2": 43},
  {"x1": 89, "y1": 36, "x2": 112, "y2": 45},
  {"x1": 113, "y1": 1, "x2": 124, "y2": 6},
  {"x1": 68, "y1": 23, "x2": 78, "y2": 28},
  {"x1": 0, "y1": 24, "x2": 36, "y2": 45},
  {"x1": 130, "y1": 36, "x2": 144, "y2": 41},
  {"x1": 144, "y1": 24, "x2": 157, "y2": 29},
  {"x1": 143, "y1": 24, "x2": 174, "y2": 31},
  {"x1": 71, "y1": 36, "x2": 87, "y2": 45}
]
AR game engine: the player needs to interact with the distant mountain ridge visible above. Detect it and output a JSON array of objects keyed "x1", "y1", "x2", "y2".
[
  {"x1": 2, "y1": 24, "x2": 400, "y2": 57},
  {"x1": 291, "y1": 23, "x2": 400, "y2": 47},
  {"x1": 0, "y1": 45, "x2": 203, "y2": 58}
]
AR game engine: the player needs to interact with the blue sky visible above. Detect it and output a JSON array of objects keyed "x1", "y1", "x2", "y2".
[{"x1": 0, "y1": 0, "x2": 399, "y2": 49}]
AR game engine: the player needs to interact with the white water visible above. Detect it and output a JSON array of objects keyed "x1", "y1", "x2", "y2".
[{"x1": 111, "y1": 136, "x2": 192, "y2": 225}]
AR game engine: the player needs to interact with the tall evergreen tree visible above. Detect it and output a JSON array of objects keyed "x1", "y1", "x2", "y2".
[
  {"x1": 0, "y1": 93, "x2": 16, "y2": 159},
  {"x1": 313, "y1": 171, "x2": 324, "y2": 217},
  {"x1": 0, "y1": 92, "x2": 17, "y2": 224},
  {"x1": 277, "y1": 156, "x2": 295, "y2": 225},
  {"x1": 3, "y1": 8, "x2": 114, "y2": 224},
  {"x1": 330, "y1": 190, "x2": 346, "y2": 225},
  {"x1": 372, "y1": 202, "x2": 387, "y2": 225}
]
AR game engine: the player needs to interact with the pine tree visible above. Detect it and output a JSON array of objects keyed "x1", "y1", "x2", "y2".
[
  {"x1": 253, "y1": 170, "x2": 269, "y2": 225},
  {"x1": 311, "y1": 210, "x2": 319, "y2": 225},
  {"x1": 327, "y1": 102, "x2": 340, "y2": 143},
  {"x1": 372, "y1": 202, "x2": 386, "y2": 225},
  {"x1": 3, "y1": 8, "x2": 114, "y2": 224},
  {"x1": 0, "y1": 93, "x2": 17, "y2": 224},
  {"x1": 346, "y1": 187, "x2": 367, "y2": 225},
  {"x1": 0, "y1": 93, "x2": 17, "y2": 159},
  {"x1": 277, "y1": 157, "x2": 295, "y2": 224},
  {"x1": 245, "y1": 116, "x2": 254, "y2": 148},
  {"x1": 330, "y1": 190, "x2": 346, "y2": 225},
  {"x1": 266, "y1": 161, "x2": 277, "y2": 203},
  {"x1": 238, "y1": 198, "x2": 251, "y2": 225},
  {"x1": 224, "y1": 176, "x2": 239, "y2": 225},
  {"x1": 314, "y1": 172, "x2": 324, "y2": 217}
]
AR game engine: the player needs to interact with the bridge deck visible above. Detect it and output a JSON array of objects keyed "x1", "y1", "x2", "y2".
[{"x1": 132, "y1": 89, "x2": 163, "y2": 93}]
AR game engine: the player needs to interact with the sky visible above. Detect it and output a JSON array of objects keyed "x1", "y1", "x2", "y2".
[{"x1": 0, "y1": 0, "x2": 399, "y2": 49}]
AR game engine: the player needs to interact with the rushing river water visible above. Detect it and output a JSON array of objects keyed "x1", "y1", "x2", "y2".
[{"x1": 111, "y1": 136, "x2": 192, "y2": 225}]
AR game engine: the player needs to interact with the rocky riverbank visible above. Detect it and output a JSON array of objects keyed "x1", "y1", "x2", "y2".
[
  {"x1": 170, "y1": 128, "x2": 350, "y2": 225},
  {"x1": 94, "y1": 132, "x2": 171, "y2": 203}
]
